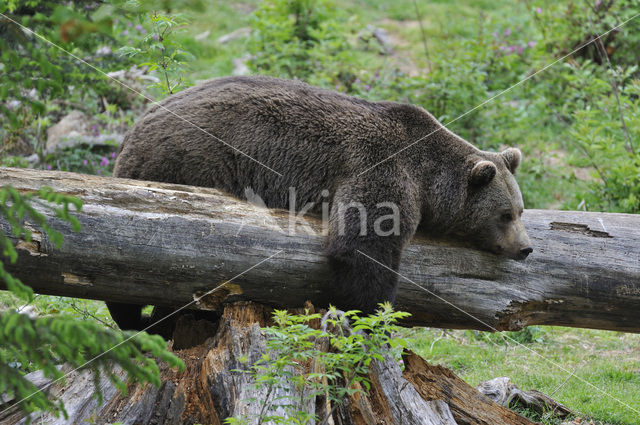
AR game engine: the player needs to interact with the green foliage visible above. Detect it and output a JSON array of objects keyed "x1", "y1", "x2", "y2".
[
  {"x1": 0, "y1": 187, "x2": 185, "y2": 419},
  {"x1": 534, "y1": 0, "x2": 640, "y2": 69},
  {"x1": 247, "y1": 0, "x2": 362, "y2": 88},
  {"x1": 0, "y1": 0, "x2": 136, "y2": 150},
  {"x1": 0, "y1": 311, "x2": 183, "y2": 419},
  {"x1": 227, "y1": 304, "x2": 410, "y2": 424},
  {"x1": 569, "y1": 79, "x2": 640, "y2": 212},
  {"x1": 0, "y1": 186, "x2": 81, "y2": 301},
  {"x1": 117, "y1": 10, "x2": 194, "y2": 95},
  {"x1": 43, "y1": 147, "x2": 119, "y2": 176},
  {"x1": 0, "y1": 0, "x2": 194, "y2": 158},
  {"x1": 0, "y1": 292, "x2": 116, "y2": 329}
]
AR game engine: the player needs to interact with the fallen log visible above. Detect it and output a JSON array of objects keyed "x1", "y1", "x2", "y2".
[
  {"x1": 0, "y1": 302, "x2": 540, "y2": 425},
  {"x1": 1, "y1": 167, "x2": 640, "y2": 332}
]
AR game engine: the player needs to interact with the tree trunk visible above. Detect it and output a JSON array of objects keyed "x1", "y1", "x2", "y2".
[
  {"x1": 2, "y1": 167, "x2": 640, "y2": 332},
  {"x1": 0, "y1": 302, "x2": 540, "y2": 425}
]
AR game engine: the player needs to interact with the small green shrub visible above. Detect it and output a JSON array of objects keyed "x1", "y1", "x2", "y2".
[
  {"x1": 227, "y1": 304, "x2": 410, "y2": 424},
  {"x1": 117, "y1": 10, "x2": 195, "y2": 95},
  {"x1": 570, "y1": 80, "x2": 640, "y2": 213},
  {"x1": 247, "y1": 0, "x2": 364, "y2": 89}
]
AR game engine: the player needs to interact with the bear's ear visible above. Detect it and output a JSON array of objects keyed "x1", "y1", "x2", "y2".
[
  {"x1": 501, "y1": 147, "x2": 522, "y2": 174},
  {"x1": 469, "y1": 160, "x2": 497, "y2": 186}
]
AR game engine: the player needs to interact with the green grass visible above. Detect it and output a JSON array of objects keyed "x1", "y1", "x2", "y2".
[
  {"x1": 405, "y1": 326, "x2": 640, "y2": 424},
  {"x1": 0, "y1": 291, "x2": 115, "y2": 329},
  {"x1": 174, "y1": 0, "x2": 261, "y2": 81}
]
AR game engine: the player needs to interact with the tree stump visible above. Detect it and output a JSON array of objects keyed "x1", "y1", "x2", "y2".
[{"x1": 1, "y1": 302, "x2": 540, "y2": 425}]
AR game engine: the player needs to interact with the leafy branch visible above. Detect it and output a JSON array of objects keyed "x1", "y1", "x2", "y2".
[
  {"x1": 117, "y1": 10, "x2": 193, "y2": 95},
  {"x1": 0, "y1": 186, "x2": 185, "y2": 419}
]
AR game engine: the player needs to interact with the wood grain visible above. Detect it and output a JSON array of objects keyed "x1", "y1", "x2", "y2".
[{"x1": 2, "y1": 167, "x2": 639, "y2": 332}]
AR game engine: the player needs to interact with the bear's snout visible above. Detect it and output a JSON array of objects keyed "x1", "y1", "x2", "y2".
[{"x1": 517, "y1": 246, "x2": 533, "y2": 260}]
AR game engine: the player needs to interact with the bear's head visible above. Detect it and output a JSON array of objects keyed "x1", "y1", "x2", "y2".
[{"x1": 460, "y1": 147, "x2": 532, "y2": 260}]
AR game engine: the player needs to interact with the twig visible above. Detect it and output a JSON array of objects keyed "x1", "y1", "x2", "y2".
[
  {"x1": 152, "y1": 11, "x2": 173, "y2": 95},
  {"x1": 70, "y1": 300, "x2": 116, "y2": 329},
  {"x1": 318, "y1": 358, "x2": 365, "y2": 425},
  {"x1": 575, "y1": 141, "x2": 609, "y2": 186},
  {"x1": 412, "y1": 0, "x2": 433, "y2": 73},
  {"x1": 256, "y1": 383, "x2": 275, "y2": 425}
]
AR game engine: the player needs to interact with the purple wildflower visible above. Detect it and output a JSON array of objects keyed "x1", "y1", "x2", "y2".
[
  {"x1": 83, "y1": 159, "x2": 88, "y2": 166},
  {"x1": 100, "y1": 157, "x2": 109, "y2": 167},
  {"x1": 504, "y1": 28, "x2": 511, "y2": 36},
  {"x1": 91, "y1": 125, "x2": 100, "y2": 136},
  {"x1": 528, "y1": 41, "x2": 536, "y2": 48},
  {"x1": 517, "y1": 45, "x2": 523, "y2": 54},
  {"x1": 122, "y1": 29, "x2": 129, "y2": 36},
  {"x1": 354, "y1": 78, "x2": 361, "y2": 84},
  {"x1": 492, "y1": 31, "x2": 498, "y2": 38},
  {"x1": 111, "y1": 152, "x2": 117, "y2": 159},
  {"x1": 46, "y1": 164, "x2": 52, "y2": 170},
  {"x1": 536, "y1": 7, "x2": 542, "y2": 14},
  {"x1": 152, "y1": 33, "x2": 159, "y2": 41},
  {"x1": 127, "y1": 21, "x2": 133, "y2": 28},
  {"x1": 508, "y1": 45, "x2": 516, "y2": 53},
  {"x1": 97, "y1": 169, "x2": 102, "y2": 175},
  {"x1": 364, "y1": 84, "x2": 371, "y2": 91},
  {"x1": 499, "y1": 45, "x2": 507, "y2": 51}
]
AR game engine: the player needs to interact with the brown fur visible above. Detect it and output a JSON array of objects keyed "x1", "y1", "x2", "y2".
[{"x1": 107, "y1": 76, "x2": 531, "y2": 331}]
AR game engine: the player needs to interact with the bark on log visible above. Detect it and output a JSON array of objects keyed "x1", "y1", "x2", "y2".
[
  {"x1": 0, "y1": 302, "x2": 539, "y2": 425},
  {"x1": 2, "y1": 167, "x2": 640, "y2": 332}
]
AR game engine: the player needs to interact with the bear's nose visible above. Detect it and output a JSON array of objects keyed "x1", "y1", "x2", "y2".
[{"x1": 519, "y1": 247, "x2": 533, "y2": 258}]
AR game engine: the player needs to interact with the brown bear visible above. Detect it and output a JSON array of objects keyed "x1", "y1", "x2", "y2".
[{"x1": 107, "y1": 75, "x2": 532, "y2": 332}]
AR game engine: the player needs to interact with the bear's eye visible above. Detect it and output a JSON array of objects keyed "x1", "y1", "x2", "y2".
[{"x1": 501, "y1": 213, "x2": 513, "y2": 222}]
